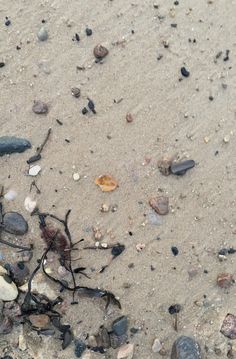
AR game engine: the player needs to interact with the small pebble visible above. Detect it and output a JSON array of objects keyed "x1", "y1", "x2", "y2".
[
  {"x1": 152, "y1": 338, "x2": 163, "y2": 353},
  {"x1": 0, "y1": 136, "x2": 31, "y2": 156},
  {"x1": 158, "y1": 156, "x2": 173, "y2": 176},
  {"x1": 29, "y1": 314, "x2": 50, "y2": 328},
  {"x1": 32, "y1": 100, "x2": 48, "y2": 114},
  {"x1": 5, "y1": 19, "x2": 11, "y2": 26},
  {"x1": 112, "y1": 316, "x2": 128, "y2": 336},
  {"x1": 85, "y1": 28, "x2": 93, "y2": 36},
  {"x1": 217, "y1": 273, "x2": 234, "y2": 288},
  {"x1": 181, "y1": 67, "x2": 190, "y2": 77},
  {"x1": 149, "y1": 196, "x2": 169, "y2": 215},
  {"x1": 75, "y1": 33, "x2": 80, "y2": 41},
  {"x1": 136, "y1": 243, "x2": 145, "y2": 252},
  {"x1": 73, "y1": 173, "x2": 80, "y2": 181},
  {"x1": 0, "y1": 62, "x2": 5, "y2": 68},
  {"x1": 110, "y1": 333, "x2": 128, "y2": 349},
  {"x1": 126, "y1": 113, "x2": 134, "y2": 123},
  {"x1": 82, "y1": 107, "x2": 88, "y2": 115},
  {"x1": 100, "y1": 204, "x2": 110, "y2": 212},
  {"x1": 170, "y1": 160, "x2": 195, "y2": 175},
  {"x1": 221, "y1": 314, "x2": 236, "y2": 339},
  {"x1": 0, "y1": 275, "x2": 18, "y2": 301},
  {"x1": 171, "y1": 246, "x2": 179, "y2": 256},
  {"x1": 93, "y1": 44, "x2": 109, "y2": 59},
  {"x1": 37, "y1": 27, "x2": 48, "y2": 41},
  {"x1": 117, "y1": 343, "x2": 134, "y2": 359},
  {"x1": 0, "y1": 315, "x2": 13, "y2": 334},
  {"x1": 24, "y1": 197, "x2": 37, "y2": 213},
  {"x1": 3, "y1": 212, "x2": 28, "y2": 235},
  {"x1": 171, "y1": 336, "x2": 202, "y2": 359},
  {"x1": 4, "y1": 190, "x2": 17, "y2": 201},
  {"x1": 223, "y1": 135, "x2": 230, "y2": 143},
  {"x1": 71, "y1": 87, "x2": 81, "y2": 98},
  {"x1": 29, "y1": 165, "x2": 41, "y2": 176},
  {"x1": 74, "y1": 339, "x2": 86, "y2": 357}
]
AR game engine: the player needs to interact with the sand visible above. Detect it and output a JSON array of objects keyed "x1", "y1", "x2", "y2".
[{"x1": 0, "y1": 0, "x2": 236, "y2": 358}]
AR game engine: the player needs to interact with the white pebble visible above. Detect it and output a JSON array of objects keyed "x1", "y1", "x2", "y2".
[
  {"x1": 152, "y1": 338, "x2": 162, "y2": 353},
  {"x1": 223, "y1": 135, "x2": 230, "y2": 143},
  {"x1": 29, "y1": 165, "x2": 41, "y2": 176},
  {"x1": 4, "y1": 190, "x2": 17, "y2": 201},
  {"x1": 24, "y1": 196, "x2": 37, "y2": 213},
  {"x1": 73, "y1": 173, "x2": 80, "y2": 181}
]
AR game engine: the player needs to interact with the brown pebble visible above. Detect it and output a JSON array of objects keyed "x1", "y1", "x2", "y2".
[
  {"x1": 71, "y1": 87, "x2": 81, "y2": 98},
  {"x1": 217, "y1": 273, "x2": 234, "y2": 288},
  {"x1": 93, "y1": 44, "x2": 109, "y2": 59},
  {"x1": 220, "y1": 313, "x2": 236, "y2": 339},
  {"x1": 32, "y1": 100, "x2": 48, "y2": 114},
  {"x1": 149, "y1": 196, "x2": 169, "y2": 215},
  {"x1": 29, "y1": 314, "x2": 50, "y2": 328},
  {"x1": 126, "y1": 113, "x2": 134, "y2": 123},
  {"x1": 158, "y1": 156, "x2": 173, "y2": 176}
]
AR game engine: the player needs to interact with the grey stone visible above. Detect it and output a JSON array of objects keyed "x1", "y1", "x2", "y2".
[
  {"x1": 147, "y1": 210, "x2": 162, "y2": 225},
  {"x1": 32, "y1": 100, "x2": 48, "y2": 114},
  {"x1": 37, "y1": 27, "x2": 48, "y2": 41},
  {"x1": 171, "y1": 336, "x2": 202, "y2": 359},
  {"x1": 0, "y1": 136, "x2": 31, "y2": 156},
  {"x1": 3, "y1": 212, "x2": 28, "y2": 235},
  {"x1": 110, "y1": 333, "x2": 127, "y2": 349},
  {"x1": 112, "y1": 316, "x2": 128, "y2": 336}
]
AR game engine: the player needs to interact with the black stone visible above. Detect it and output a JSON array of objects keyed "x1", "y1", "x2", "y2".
[
  {"x1": 75, "y1": 33, "x2": 80, "y2": 42},
  {"x1": 88, "y1": 99, "x2": 96, "y2": 114},
  {"x1": 0, "y1": 136, "x2": 31, "y2": 156},
  {"x1": 112, "y1": 316, "x2": 128, "y2": 336},
  {"x1": 0, "y1": 62, "x2": 5, "y2": 68},
  {"x1": 169, "y1": 304, "x2": 181, "y2": 315},
  {"x1": 170, "y1": 160, "x2": 195, "y2": 175},
  {"x1": 171, "y1": 246, "x2": 179, "y2": 256},
  {"x1": 27, "y1": 154, "x2": 41, "y2": 164},
  {"x1": 111, "y1": 244, "x2": 125, "y2": 257},
  {"x1": 82, "y1": 107, "x2": 88, "y2": 115},
  {"x1": 74, "y1": 339, "x2": 86, "y2": 357},
  {"x1": 110, "y1": 333, "x2": 128, "y2": 349},
  {"x1": 3, "y1": 212, "x2": 28, "y2": 235},
  {"x1": 181, "y1": 67, "x2": 190, "y2": 77},
  {"x1": 85, "y1": 28, "x2": 92, "y2": 36},
  {"x1": 5, "y1": 19, "x2": 11, "y2": 26},
  {"x1": 171, "y1": 336, "x2": 202, "y2": 359}
]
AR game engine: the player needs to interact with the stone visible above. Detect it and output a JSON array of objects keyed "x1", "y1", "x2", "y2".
[
  {"x1": 28, "y1": 165, "x2": 41, "y2": 176},
  {"x1": 3, "y1": 301, "x2": 21, "y2": 321},
  {"x1": 24, "y1": 197, "x2": 37, "y2": 213},
  {"x1": 73, "y1": 173, "x2": 80, "y2": 181},
  {"x1": 152, "y1": 338, "x2": 163, "y2": 353},
  {"x1": 110, "y1": 333, "x2": 128, "y2": 349},
  {"x1": 170, "y1": 160, "x2": 195, "y2": 175},
  {"x1": 0, "y1": 136, "x2": 31, "y2": 156},
  {"x1": 112, "y1": 316, "x2": 128, "y2": 336},
  {"x1": 220, "y1": 314, "x2": 236, "y2": 339},
  {"x1": 181, "y1": 67, "x2": 190, "y2": 77},
  {"x1": 71, "y1": 87, "x2": 81, "y2": 98},
  {"x1": 37, "y1": 27, "x2": 48, "y2": 41},
  {"x1": 146, "y1": 210, "x2": 162, "y2": 225},
  {"x1": 171, "y1": 336, "x2": 202, "y2": 359},
  {"x1": 6, "y1": 262, "x2": 30, "y2": 286},
  {"x1": 95, "y1": 326, "x2": 111, "y2": 348},
  {"x1": 18, "y1": 333, "x2": 27, "y2": 351},
  {"x1": 32, "y1": 100, "x2": 48, "y2": 114},
  {"x1": 158, "y1": 156, "x2": 173, "y2": 176},
  {"x1": 149, "y1": 196, "x2": 169, "y2": 215},
  {"x1": 19, "y1": 272, "x2": 57, "y2": 300},
  {"x1": 29, "y1": 314, "x2": 50, "y2": 328},
  {"x1": 74, "y1": 339, "x2": 86, "y2": 358},
  {"x1": 93, "y1": 44, "x2": 109, "y2": 59},
  {"x1": 126, "y1": 113, "x2": 134, "y2": 123},
  {"x1": 217, "y1": 273, "x2": 234, "y2": 288},
  {"x1": 117, "y1": 343, "x2": 134, "y2": 359},
  {"x1": 223, "y1": 135, "x2": 230, "y2": 143},
  {"x1": 4, "y1": 190, "x2": 17, "y2": 201},
  {"x1": 3, "y1": 212, "x2": 28, "y2": 235},
  {"x1": 0, "y1": 275, "x2": 18, "y2": 301},
  {"x1": 0, "y1": 315, "x2": 13, "y2": 334}
]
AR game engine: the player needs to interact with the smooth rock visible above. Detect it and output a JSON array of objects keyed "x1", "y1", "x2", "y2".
[
  {"x1": 19, "y1": 272, "x2": 57, "y2": 300},
  {"x1": 0, "y1": 275, "x2": 18, "y2": 301},
  {"x1": 112, "y1": 316, "x2": 128, "y2": 336},
  {"x1": 110, "y1": 333, "x2": 128, "y2": 349},
  {"x1": 75, "y1": 339, "x2": 86, "y2": 358},
  {"x1": 117, "y1": 343, "x2": 134, "y2": 359},
  {"x1": 0, "y1": 136, "x2": 31, "y2": 156},
  {"x1": 18, "y1": 332, "x2": 27, "y2": 351},
  {"x1": 4, "y1": 190, "x2": 17, "y2": 201},
  {"x1": 170, "y1": 160, "x2": 195, "y2": 175},
  {"x1": 32, "y1": 100, "x2": 48, "y2": 114},
  {"x1": 3, "y1": 212, "x2": 28, "y2": 235},
  {"x1": 71, "y1": 87, "x2": 81, "y2": 98},
  {"x1": 29, "y1": 314, "x2": 50, "y2": 328},
  {"x1": 6, "y1": 262, "x2": 30, "y2": 286},
  {"x1": 171, "y1": 336, "x2": 202, "y2": 359},
  {"x1": 37, "y1": 27, "x2": 48, "y2": 41},
  {"x1": 24, "y1": 196, "x2": 37, "y2": 213},
  {"x1": 149, "y1": 196, "x2": 169, "y2": 215},
  {"x1": 152, "y1": 338, "x2": 163, "y2": 353},
  {"x1": 93, "y1": 44, "x2": 109, "y2": 59},
  {"x1": 28, "y1": 165, "x2": 41, "y2": 176},
  {"x1": 221, "y1": 314, "x2": 236, "y2": 339}
]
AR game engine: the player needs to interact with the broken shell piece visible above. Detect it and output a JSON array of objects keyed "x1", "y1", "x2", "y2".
[
  {"x1": 29, "y1": 165, "x2": 41, "y2": 176},
  {"x1": 4, "y1": 190, "x2": 17, "y2": 201},
  {"x1": 24, "y1": 197, "x2": 37, "y2": 213}
]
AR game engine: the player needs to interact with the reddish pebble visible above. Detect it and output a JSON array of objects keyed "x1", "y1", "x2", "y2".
[
  {"x1": 93, "y1": 44, "x2": 109, "y2": 59},
  {"x1": 217, "y1": 273, "x2": 234, "y2": 288},
  {"x1": 126, "y1": 113, "x2": 134, "y2": 123},
  {"x1": 149, "y1": 196, "x2": 169, "y2": 215}
]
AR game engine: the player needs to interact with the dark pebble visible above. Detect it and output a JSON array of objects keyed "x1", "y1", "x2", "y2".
[
  {"x1": 209, "y1": 96, "x2": 214, "y2": 101},
  {"x1": 93, "y1": 44, "x2": 109, "y2": 59},
  {"x1": 5, "y1": 262, "x2": 30, "y2": 286},
  {"x1": 174, "y1": 1, "x2": 179, "y2": 4},
  {"x1": 0, "y1": 62, "x2": 5, "y2": 68},
  {"x1": 111, "y1": 244, "x2": 125, "y2": 257},
  {"x1": 171, "y1": 336, "x2": 202, "y2": 359},
  {"x1": 32, "y1": 100, "x2": 48, "y2": 114},
  {"x1": 82, "y1": 107, "x2": 88, "y2": 115},
  {"x1": 0, "y1": 136, "x2": 31, "y2": 156},
  {"x1": 171, "y1": 246, "x2": 179, "y2": 256},
  {"x1": 5, "y1": 19, "x2": 11, "y2": 26},
  {"x1": 27, "y1": 154, "x2": 41, "y2": 164},
  {"x1": 181, "y1": 67, "x2": 190, "y2": 77},
  {"x1": 75, "y1": 33, "x2": 80, "y2": 42},
  {"x1": 170, "y1": 160, "x2": 195, "y2": 175},
  {"x1": 3, "y1": 212, "x2": 28, "y2": 235},
  {"x1": 130, "y1": 327, "x2": 139, "y2": 334},
  {"x1": 110, "y1": 333, "x2": 128, "y2": 349},
  {"x1": 112, "y1": 316, "x2": 128, "y2": 336},
  {"x1": 169, "y1": 304, "x2": 181, "y2": 315},
  {"x1": 2, "y1": 356, "x2": 13, "y2": 359},
  {"x1": 74, "y1": 339, "x2": 86, "y2": 357},
  {"x1": 85, "y1": 28, "x2": 92, "y2": 36},
  {"x1": 88, "y1": 99, "x2": 96, "y2": 114}
]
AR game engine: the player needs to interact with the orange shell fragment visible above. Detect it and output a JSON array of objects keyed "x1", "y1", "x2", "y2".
[{"x1": 95, "y1": 175, "x2": 118, "y2": 192}]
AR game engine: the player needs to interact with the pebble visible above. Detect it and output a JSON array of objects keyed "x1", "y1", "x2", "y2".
[
  {"x1": 74, "y1": 339, "x2": 86, "y2": 358},
  {"x1": 71, "y1": 87, "x2": 81, "y2": 98},
  {"x1": 100, "y1": 204, "x2": 110, "y2": 212},
  {"x1": 85, "y1": 28, "x2": 93, "y2": 36},
  {"x1": 136, "y1": 243, "x2": 145, "y2": 252},
  {"x1": 126, "y1": 113, "x2": 134, "y2": 123},
  {"x1": 112, "y1": 316, "x2": 128, "y2": 336},
  {"x1": 29, "y1": 314, "x2": 50, "y2": 328},
  {"x1": 158, "y1": 156, "x2": 173, "y2": 176},
  {"x1": 6, "y1": 262, "x2": 30, "y2": 286},
  {"x1": 181, "y1": 67, "x2": 190, "y2": 77},
  {"x1": 0, "y1": 136, "x2": 31, "y2": 156},
  {"x1": 0, "y1": 315, "x2": 13, "y2": 334},
  {"x1": 223, "y1": 135, "x2": 230, "y2": 143},
  {"x1": 93, "y1": 44, "x2": 109, "y2": 59},
  {"x1": 0, "y1": 275, "x2": 18, "y2": 301},
  {"x1": 117, "y1": 343, "x2": 134, "y2": 359},
  {"x1": 28, "y1": 165, "x2": 41, "y2": 176},
  {"x1": 149, "y1": 196, "x2": 169, "y2": 215},
  {"x1": 146, "y1": 210, "x2": 162, "y2": 225},
  {"x1": 0, "y1": 62, "x2": 5, "y2": 68},
  {"x1": 24, "y1": 196, "x2": 37, "y2": 213},
  {"x1": 110, "y1": 333, "x2": 128, "y2": 349},
  {"x1": 3, "y1": 212, "x2": 28, "y2": 235},
  {"x1": 217, "y1": 273, "x2": 234, "y2": 288},
  {"x1": 73, "y1": 173, "x2": 80, "y2": 181},
  {"x1": 170, "y1": 160, "x2": 195, "y2": 175},
  {"x1": 171, "y1": 336, "x2": 202, "y2": 359},
  {"x1": 4, "y1": 190, "x2": 17, "y2": 201},
  {"x1": 171, "y1": 246, "x2": 179, "y2": 256},
  {"x1": 32, "y1": 100, "x2": 48, "y2": 114},
  {"x1": 220, "y1": 314, "x2": 236, "y2": 339},
  {"x1": 37, "y1": 27, "x2": 48, "y2": 41},
  {"x1": 152, "y1": 338, "x2": 163, "y2": 353}
]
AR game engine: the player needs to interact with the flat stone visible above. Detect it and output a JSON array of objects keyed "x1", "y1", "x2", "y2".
[
  {"x1": 32, "y1": 100, "x2": 48, "y2": 114},
  {"x1": 24, "y1": 197, "x2": 37, "y2": 213},
  {"x1": 37, "y1": 27, "x2": 48, "y2": 41},
  {"x1": 171, "y1": 336, "x2": 202, "y2": 359},
  {"x1": 158, "y1": 156, "x2": 173, "y2": 176},
  {"x1": 149, "y1": 196, "x2": 169, "y2": 215},
  {"x1": 0, "y1": 136, "x2": 31, "y2": 156},
  {"x1": 0, "y1": 275, "x2": 18, "y2": 301},
  {"x1": 6, "y1": 262, "x2": 30, "y2": 286},
  {"x1": 3, "y1": 212, "x2": 28, "y2": 235},
  {"x1": 110, "y1": 333, "x2": 128, "y2": 349},
  {"x1": 220, "y1": 314, "x2": 236, "y2": 339},
  {"x1": 112, "y1": 316, "x2": 128, "y2": 336},
  {"x1": 170, "y1": 160, "x2": 195, "y2": 175},
  {"x1": 28, "y1": 165, "x2": 41, "y2": 176},
  {"x1": 117, "y1": 343, "x2": 134, "y2": 359},
  {"x1": 29, "y1": 314, "x2": 50, "y2": 328}
]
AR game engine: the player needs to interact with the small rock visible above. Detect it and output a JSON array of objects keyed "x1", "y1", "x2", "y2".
[
  {"x1": 110, "y1": 333, "x2": 128, "y2": 349},
  {"x1": 85, "y1": 28, "x2": 93, "y2": 36},
  {"x1": 171, "y1": 336, "x2": 202, "y2": 359},
  {"x1": 217, "y1": 273, "x2": 234, "y2": 288},
  {"x1": 73, "y1": 173, "x2": 80, "y2": 181},
  {"x1": 223, "y1": 135, "x2": 230, "y2": 143},
  {"x1": 149, "y1": 196, "x2": 169, "y2": 215},
  {"x1": 75, "y1": 338, "x2": 86, "y2": 357},
  {"x1": 29, "y1": 314, "x2": 50, "y2": 328},
  {"x1": 0, "y1": 136, "x2": 31, "y2": 156},
  {"x1": 28, "y1": 165, "x2": 41, "y2": 176},
  {"x1": 71, "y1": 87, "x2": 81, "y2": 98},
  {"x1": 37, "y1": 27, "x2": 48, "y2": 41},
  {"x1": 126, "y1": 113, "x2": 134, "y2": 123},
  {"x1": 24, "y1": 196, "x2": 37, "y2": 213},
  {"x1": 0, "y1": 275, "x2": 18, "y2": 301},
  {"x1": 6, "y1": 262, "x2": 30, "y2": 286},
  {"x1": 220, "y1": 314, "x2": 236, "y2": 339},
  {"x1": 3, "y1": 212, "x2": 28, "y2": 235},
  {"x1": 136, "y1": 243, "x2": 145, "y2": 252},
  {"x1": 93, "y1": 44, "x2": 109, "y2": 59},
  {"x1": 95, "y1": 326, "x2": 111, "y2": 348},
  {"x1": 58, "y1": 266, "x2": 69, "y2": 277},
  {"x1": 170, "y1": 160, "x2": 195, "y2": 175},
  {"x1": 4, "y1": 190, "x2": 17, "y2": 201},
  {"x1": 158, "y1": 156, "x2": 173, "y2": 176},
  {"x1": 32, "y1": 100, "x2": 48, "y2": 114},
  {"x1": 100, "y1": 204, "x2": 110, "y2": 212},
  {"x1": 181, "y1": 67, "x2": 190, "y2": 77},
  {"x1": 0, "y1": 315, "x2": 13, "y2": 334},
  {"x1": 112, "y1": 316, "x2": 128, "y2": 336},
  {"x1": 117, "y1": 343, "x2": 134, "y2": 359},
  {"x1": 152, "y1": 338, "x2": 163, "y2": 353},
  {"x1": 18, "y1": 332, "x2": 27, "y2": 351}
]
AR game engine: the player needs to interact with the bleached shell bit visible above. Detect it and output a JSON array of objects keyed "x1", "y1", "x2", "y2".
[
  {"x1": 24, "y1": 196, "x2": 37, "y2": 213},
  {"x1": 28, "y1": 165, "x2": 41, "y2": 176}
]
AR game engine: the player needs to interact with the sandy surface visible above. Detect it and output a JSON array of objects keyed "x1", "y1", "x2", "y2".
[{"x1": 0, "y1": 0, "x2": 236, "y2": 358}]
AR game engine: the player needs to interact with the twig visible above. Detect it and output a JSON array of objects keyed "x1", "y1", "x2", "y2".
[
  {"x1": 0, "y1": 238, "x2": 32, "y2": 251},
  {"x1": 30, "y1": 181, "x2": 41, "y2": 194},
  {"x1": 37, "y1": 128, "x2": 52, "y2": 155}
]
